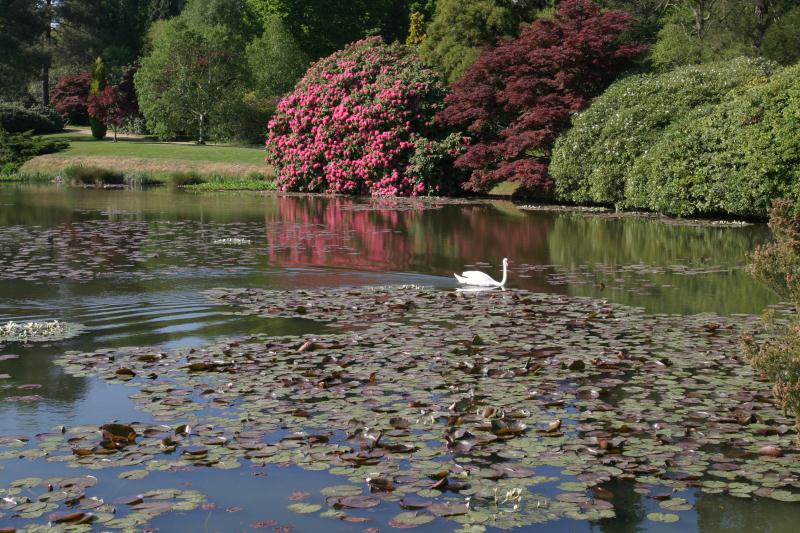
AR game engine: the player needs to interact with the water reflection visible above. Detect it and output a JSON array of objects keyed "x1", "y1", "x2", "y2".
[
  {"x1": 548, "y1": 214, "x2": 775, "y2": 314},
  {"x1": 695, "y1": 492, "x2": 800, "y2": 532},
  {"x1": 264, "y1": 196, "x2": 552, "y2": 286}
]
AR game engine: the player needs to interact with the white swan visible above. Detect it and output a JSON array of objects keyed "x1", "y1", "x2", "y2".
[{"x1": 454, "y1": 258, "x2": 508, "y2": 288}]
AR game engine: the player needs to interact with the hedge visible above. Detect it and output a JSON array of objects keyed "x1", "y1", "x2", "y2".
[{"x1": 550, "y1": 57, "x2": 777, "y2": 208}]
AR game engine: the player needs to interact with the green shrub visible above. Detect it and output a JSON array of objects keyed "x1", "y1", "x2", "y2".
[
  {"x1": 0, "y1": 128, "x2": 68, "y2": 173},
  {"x1": 743, "y1": 200, "x2": 800, "y2": 445},
  {"x1": 123, "y1": 172, "x2": 164, "y2": 187},
  {"x1": 0, "y1": 102, "x2": 64, "y2": 134},
  {"x1": 63, "y1": 165, "x2": 124, "y2": 186},
  {"x1": 184, "y1": 172, "x2": 275, "y2": 191},
  {"x1": 551, "y1": 57, "x2": 778, "y2": 207},
  {"x1": 624, "y1": 62, "x2": 800, "y2": 217},
  {"x1": 169, "y1": 171, "x2": 205, "y2": 186}
]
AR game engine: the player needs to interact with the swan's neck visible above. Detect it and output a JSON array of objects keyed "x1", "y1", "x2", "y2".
[{"x1": 498, "y1": 262, "x2": 507, "y2": 287}]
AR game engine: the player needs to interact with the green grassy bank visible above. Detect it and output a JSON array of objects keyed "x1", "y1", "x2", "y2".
[{"x1": 14, "y1": 129, "x2": 275, "y2": 191}]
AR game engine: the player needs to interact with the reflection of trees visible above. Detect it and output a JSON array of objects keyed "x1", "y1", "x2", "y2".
[
  {"x1": 695, "y1": 492, "x2": 799, "y2": 532},
  {"x1": 596, "y1": 480, "x2": 647, "y2": 533},
  {"x1": 547, "y1": 214, "x2": 778, "y2": 315},
  {"x1": 264, "y1": 196, "x2": 554, "y2": 288},
  {"x1": 0, "y1": 344, "x2": 87, "y2": 409}
]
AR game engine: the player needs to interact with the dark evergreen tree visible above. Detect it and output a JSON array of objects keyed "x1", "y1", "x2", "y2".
[{"x1": 0, "y1": 0, "x2": 48, "y2": 99}]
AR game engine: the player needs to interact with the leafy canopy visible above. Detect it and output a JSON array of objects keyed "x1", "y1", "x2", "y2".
[
  {"x1": 135, "y1": 18, "x2": 248, "y2": 142},
  {"x1": 246, "y1": 0, "x2": 414, "y2": 60},
  {"x1": 420, "y1": 0, "x2": 544, "y2": 84},
  {"x1": 438, "y1": 0, "x2": 646, "y2": 193}
]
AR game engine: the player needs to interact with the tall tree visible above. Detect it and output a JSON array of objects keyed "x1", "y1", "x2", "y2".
[
  {"x1": 0, "y1": 0, "x2": 48, "y2": 100},
  {"x1": 182, "y1": 0, "x2": 261, "y2": 40},
  {"x1": 88, "y1": 57, "x2": 108, "y2": 139},
  {"x1": 147, "y1": 0, "x2": 186, "y2": 22},
  {"x1": 246, "y1": 0, "x2": 414, "y2": 59},
  {"x1": 246, "y1": 17, "x2": 309, "y2": 99},
  {"x1": 56, "y1": 0, "x2": 150, "y2": 71},
  {"x1": 651, "y1": 0, "x2": 800, "y2": 68},
  {"x1": 420, "y1": 0, "x2": 548, "y2": 84},
  {"x1": 762, "y1": 4, "x2": 800, "y2": 63},
  {"x1": 135, "y1": 18, "x2": 248, "y2": 143}
]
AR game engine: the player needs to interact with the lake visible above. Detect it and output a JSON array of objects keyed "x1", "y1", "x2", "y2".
[{"x1": 1, "y1": 185, "x2": 798, "y2": 533}]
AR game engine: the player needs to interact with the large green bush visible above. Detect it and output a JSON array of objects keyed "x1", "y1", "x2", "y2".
[
  {"x1": 624, "y1": 62, "x2": 800, "y2": 217},
  {"x1": 0, "y1": 128, "x2": 67, "y2": 174},
  {"x1": 551, "y1": 57, "x2": 777, "y2": 207},
  {"x1": 0, "y1": 102, "x2": 64, "y2": 134}
]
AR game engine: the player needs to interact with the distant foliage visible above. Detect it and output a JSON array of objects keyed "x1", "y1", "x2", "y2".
[
  {"x1": 0, "y1": 102, "x2": 64, "y2": 135},
  {"x1": 50, "y1": 72, "x2": 92, "y2": 125},
  {"x1": 623, "y1": 62, "x2": 800, "y2": 217},
  {"x1": 266, "y1": 37, "x2": 465, "y2": 196},
  {"x1": 245, "y1": 0, "x2": 414, "y2": 60},
  {"x1": 88, "y1": 57, "x2": 108, "y2": 140},
  {"x1": 438, "y1": 0, "x2": 646, "y2": 193},
  {"x1": 0, "y1": 128, "x2": 67, "y2": 174},
  {"x1": 762, "y1": 5, "x2": 800, "y2": 65},
  {"x1": 246, "y1": 17, "x2": 309, "y2": 99},
  {"x1": 551, "y1": 57, "x2": 778, "y2": 207},
  {"x1": 419, "y1": 0, "x2": 539, "y2": 84}
]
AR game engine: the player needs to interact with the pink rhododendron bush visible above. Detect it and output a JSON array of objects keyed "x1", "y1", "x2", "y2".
[{"x1": 266, "y1": 37, "x2": 465, "y2": 196}]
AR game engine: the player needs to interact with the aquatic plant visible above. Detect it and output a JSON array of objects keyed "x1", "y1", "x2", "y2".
[
  {"x1": 0, "y1": 320, "x2": 84, "y2": 343},
  {"x1": 212, "y1": 237, "x2": 252, "y2": 245},
  {"x1": 63, "y1": 165, "x2": 125, "y2": 186},
  {"x1": 34, "y1": 285, "x2": 800, "y2": 532}
]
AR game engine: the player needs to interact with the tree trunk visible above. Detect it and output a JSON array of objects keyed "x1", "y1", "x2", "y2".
[
  {"x1": 752, "y1": 0, "x2": 770, "y2": 51},
  {"x1": 41, "y1": 65, "x2": 50, "y2": 106},
  {"x1": 40, "y1": 0, "x2": 52, "y2": 105},
  {"x1": 197, "y1": 114, "x2": 206, "y2": 145}
]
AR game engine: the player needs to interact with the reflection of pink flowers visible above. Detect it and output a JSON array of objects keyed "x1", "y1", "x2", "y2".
[
  {"x1": 263, "y1": 196, "x2": 553, "y2": 276},
  {"x1": 266, "y1": 37, "x2": 459, "y2": 197}
]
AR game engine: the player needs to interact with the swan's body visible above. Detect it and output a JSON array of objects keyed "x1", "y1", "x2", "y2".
[{"x1": 454, "y1": 258, "x2": 508, "y2": 287}]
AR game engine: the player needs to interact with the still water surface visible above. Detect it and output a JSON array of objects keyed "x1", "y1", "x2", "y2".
[{"x1": 0, "y1": 185, "x2": 793, "y2": 532}]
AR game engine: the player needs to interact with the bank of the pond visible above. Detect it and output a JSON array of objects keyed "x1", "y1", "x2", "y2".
[{"x1": 13, "y1": 129, "x2": 276, "y2": 191}]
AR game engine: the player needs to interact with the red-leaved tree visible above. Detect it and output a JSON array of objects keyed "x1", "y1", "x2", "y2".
[
  {"x1": 437, "y1": 0, "x2": 647, "y2": 193},
  {"x1": 87, "y1": 86, "x2": 131, "y2": 142},
  {"x1": 50, "y1": 72, "x2": 92, "y2": 125}
]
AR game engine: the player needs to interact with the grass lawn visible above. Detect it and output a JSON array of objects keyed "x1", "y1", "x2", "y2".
[{"x1": 20, "y1": 130, "x2": 273, "y2": 185}]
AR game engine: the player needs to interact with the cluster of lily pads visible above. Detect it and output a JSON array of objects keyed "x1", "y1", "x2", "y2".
[
  {"x1": 212, "y1": 238, "x2": 253, "y2": 245},
  {"x1": 0, "y1": 471, "x2": 206, "y2": 531},
  {"x1": 0, "y1": 320, "x2": 84, "y2": 343},
  {"x1": 5, "y1": 285, "x2": 790, "y2": 531}
]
